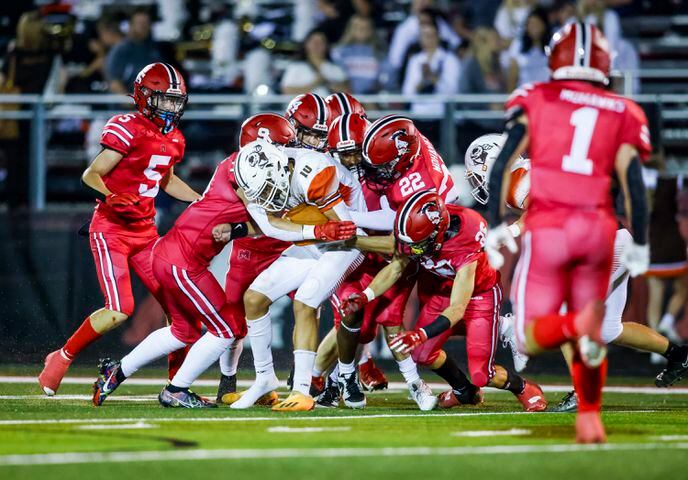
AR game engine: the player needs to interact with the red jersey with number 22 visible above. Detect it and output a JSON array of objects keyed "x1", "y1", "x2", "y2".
[
  {"x1": 155, "y1": 152, "x2": 250, "y2": 269},
  {"x1": 419, "y1": 205, "x2": 499, "y2": 294},
  {"x1": 385, "y1": 134, "x2": 455, "y2": 210},
  {"x1": 94, "y1": 112, "x2": 185, "y2": 229},
  {"x1": 506, "y1": 80, "x2": 650, "y2": 222}
]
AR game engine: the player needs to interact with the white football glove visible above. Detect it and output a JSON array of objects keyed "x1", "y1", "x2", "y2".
[
  {"x1": 485, "y1": 223, "x2": 519, "y2": 270},
  {"x1": 620, "y1": 242, "x2": 649, "y2": 277}
]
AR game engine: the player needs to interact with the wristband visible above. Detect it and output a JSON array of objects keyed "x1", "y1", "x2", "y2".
[
  {"x1": 363, "y1": 287, "x2": 376, "y2": 302},
  {"x1": 230, "y1": 222, "x2": 249, "y2": 240},
  {"x1": 508, "y1": 223, "x2": 521, "y2": 238},
  {"x1": 421, "y1": 314, "x2": 451, "y2": 339},
  {"x1": 302, "y1": 225, "x2": 316, "y2": 240}
]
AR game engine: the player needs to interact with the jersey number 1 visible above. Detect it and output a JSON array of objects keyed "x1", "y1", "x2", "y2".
[
  {"x1": 139, "y1": 155, "x2": 172, "y2": 197},
  {"x1": 562, "y1": 107, "x2": 598, "y2": 176}
]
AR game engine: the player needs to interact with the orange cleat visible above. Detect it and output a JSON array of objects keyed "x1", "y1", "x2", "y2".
[
  {"x1": 310, "y1": 375, "x2": 325, "y2": 397},
  {"x1": 515, "y1": 380, "x2": 548, "y2": 412},
  {"x1": 359, "y1": 358, "x2": 388, "y2": 391},
  {"x1": 38, "y1": 350, "x2": 72, "y2": 396},
  {"x1": 271, "y1": 391, "x2": 315, "y2": 412},
  {"x1": 575, "y1": 411, "x2": 607, "y2": 444},
  {"x1": 438, "y1": 388, "x2": 483, "y2": 408}
]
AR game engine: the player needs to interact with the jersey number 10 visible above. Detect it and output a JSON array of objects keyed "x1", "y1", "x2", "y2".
[{"x1": 562, "y1": 107, "x2": 598, "y2": 176}]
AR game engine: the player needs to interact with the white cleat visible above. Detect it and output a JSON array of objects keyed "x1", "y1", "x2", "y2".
[
  {"x1": 409, "y1": 379, "x2": 437, "y2": 411},
  {"x1": 658, "y1": 316, "x2": 682, "y2": 343},
  {"x1": 230, "y1": 375, "x2": 280, "y2": 409},
  {"x1": 500, "y1": 314, "x2": 529, "y2": 372},
  {"x1": 578, "y1": 335, "x2": 607, "y2": 368}
]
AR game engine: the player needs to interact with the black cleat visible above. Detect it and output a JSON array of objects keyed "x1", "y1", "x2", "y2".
[
  {"x1": 338, "y1": 371, "x2": 366, "y2": 408},
  {"x1": 316, "y1": 375, "x2": 340, "y2": 408},
  {"x1": 158, "y1": 386, "x2": 217, "y2": 408},
  {"x1": 286, "y1": 365, "x2": 294, "y2": 391},
  {"x1": 216, "y1": 374, "x2": 237, "y2": 403},
  {"x1": 92, "y1": 358, "x2": 124, "y2": 407},
  {"x1": 656, "y1": 348, "x2": 688, "y2": 387},
  {"x1": 552, "y1": 390, "x2": 578, "y2": 412}
]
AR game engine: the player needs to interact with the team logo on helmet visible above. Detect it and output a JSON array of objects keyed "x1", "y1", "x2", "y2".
[
  {"x1": 246, "y1": 144, "x2": 271, "y2": 168},
  {"x1": 287, "y1": 100, "x2": 303, "y2": 116},
  {"x1": 469, "y1": 143, "x2": 494, "y2": 166},
  {"x1": 423, "y1": 205, "x2": 441, "y2": 225},
  {"x1": 392, "y1": 130, "x2": 409, "y2": 156}
]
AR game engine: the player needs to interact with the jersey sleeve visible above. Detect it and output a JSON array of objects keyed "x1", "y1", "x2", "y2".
[
  {"x1": 304, "y1": 165, "x2": 342, "y2": 211},
  {"x1": 504, "y1": 82, "x2": 538, "y2": 120},
  {"x1": 100, "y1": 115, "x2": 136, "y2": 155},
  {"x1": 449, "y1": 210, "x2": 487, "y2": 271},
  {"x1": 620, "y1": 100, "x2": 652, "y2": 162}
]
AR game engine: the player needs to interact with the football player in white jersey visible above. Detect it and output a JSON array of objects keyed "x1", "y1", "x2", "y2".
[
  {"x1": 466, "y1": 133, "x2": 688, "y2": 411},
  {"x1": 232, "y1": 133, "x2": 368, "y2": 411}
]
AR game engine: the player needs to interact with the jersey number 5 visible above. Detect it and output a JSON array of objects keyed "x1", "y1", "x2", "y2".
[
  {"x1": 399, "y1": 172, "x2": 426, "y2": 197},
  {"x1": 139, "y1": 155, "x2": 172, "y2": 198},
  {"x1": 562, "y1": 107, "x2": 598, "y2": 176}
]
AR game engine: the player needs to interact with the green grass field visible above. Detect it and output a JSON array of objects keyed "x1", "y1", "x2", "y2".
[{"x1": 1, "y1": 366, "x2": 687, "y2": 479}]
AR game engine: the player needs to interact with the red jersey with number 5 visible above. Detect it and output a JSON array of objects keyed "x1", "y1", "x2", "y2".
[
  {"x1": 94, "y1": 112, "x2": 185, "y2": 229},
  {"x1": 385, "y1": 134, "x2": 456, "y2": 210},
  {"x1": 506, "y1": 80, "x2": 650, "y2": 218},
  {"x1": 419, "y1": 205, "x2": 498, "y2": 294}
]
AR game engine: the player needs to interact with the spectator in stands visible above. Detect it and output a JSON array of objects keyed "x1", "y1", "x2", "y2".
[
  {"x1": 504, "y1": 7, "x2": 551, "y2": 92},
  {"x1": 315, "y1": 0, "x2": 353, "y2": 44},
  {"x1": 385, "y1": 0, "x2": 461, "y2": 90},
  {"x1": 402, "y1": 21, "x2": 461, "y2": 117},
  {"x1": 550, "y1": 0, "x2": 577, "y2": 29},
  {"x1": 67, "y1": 19, "x2": 123, "y2": 93},
  {"x1": 494, "y1": 0, "x2": 538, "y2": 44},
  {"x1": 332, "y1": 15, "x2": 381, "y2": 95},
  {"x1": 106, "y1": 9, "x2": 161, "y2": 94},
  {"x1": 577, "y1": 0, "x2": 622, "y2": 56},
  {"x1": 281, "y1": 28, "x2": 348, "y2": 96},
  {"x1": 458, "y1": 27, "x2": 506, "y2": 154},
  {"x1": 459, "y1": 27, "x2": 506, "y2": 96}
]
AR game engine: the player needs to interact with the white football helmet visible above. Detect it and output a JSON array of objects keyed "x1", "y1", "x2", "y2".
[
  {"x1": 234, "y1": 140, "x2": 291, "y2": 212},
  {"x1": 464, "y1": 133, "x2": 506, "y2": 205}
]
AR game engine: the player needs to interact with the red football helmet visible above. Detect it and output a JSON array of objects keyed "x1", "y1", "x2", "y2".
[
  {"x1": 394, "y1": 190, "x2": 450, "y2": 258},
  {"x1": 327, "y1": 113, "x2": 369, "y2": 154},
  {"x1": 133, "y1": 62, "x2": 188, "y2": 133},
  {"x1": 285, "y1": 93, "x2": 329, "y2": 151},
  {"x1": 547, "y1": 22, "x2": 611, "y2": 85},
  {"x1": 326, "y1": 92, "x2": 367, "y2": 119},
  {"x1": 240, "y1": 113, "x2": 297, "y2": 147},
  {"x1": 362, "y1": 115, "x2": 420, "y2": 185}
]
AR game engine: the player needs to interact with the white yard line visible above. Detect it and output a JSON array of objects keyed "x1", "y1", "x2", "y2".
[
  {"x1": 1, "y1": 442, "x2": 687, "y2": 466},
  {"x1": 76, "y1": 422, "x2": 155, "y2": 430},
  {"x1": 266, "y1": 426, "x2": 351, "y2": 433},
  {"x1": 0, "y1": 410, "x2": 661, "y2": 427},
  {"x1": 450, "y1": 429, "x2": 531, "y2": 437},
  {"x1": 2, "y1": 376, "x2": 687, "y2": 395}
]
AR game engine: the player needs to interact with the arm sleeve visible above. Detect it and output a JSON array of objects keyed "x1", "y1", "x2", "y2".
[
  {"x1": 247, "y1": 203, "x2": 306, "y2": 242},
  {"x1": 350, "y1": 208, "x2": 396, "y2": 231}
]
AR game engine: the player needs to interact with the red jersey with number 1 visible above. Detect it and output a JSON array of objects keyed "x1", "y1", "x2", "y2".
[
  {"x1": 93, "y1": 112, "x2": 185, "y2": 230},
  {"x1": 385, "y1": 134, "x2": 456, "y2": 210},
  {"x1": 155, "y1": 153, "x2": 250, "y2": 269},
  {"x1": 506, "y1": 80, "x2": 650, "y2": 220},
  {"x1": 419, "y1": 205, "x2": 499, "y2": 294}
]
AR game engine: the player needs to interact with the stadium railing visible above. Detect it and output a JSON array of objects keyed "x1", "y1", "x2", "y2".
[{"x1": 0, "y1": 87, "x2": 685, "y2": 211}]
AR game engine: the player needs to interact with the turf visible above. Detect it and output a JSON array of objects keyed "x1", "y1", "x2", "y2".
[{"x1": 1, "y1": 368, "x2": 687, "y2": 480}]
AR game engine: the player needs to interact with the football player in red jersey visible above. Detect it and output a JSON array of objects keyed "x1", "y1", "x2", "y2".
[
  {"x1": 313, "y1": 113, "x2": 437, "y2": 410},
  {"x1": 342, "y1": 191, "x2": 547, "y2": 411},
  {"x1": 485, "y1": 23, "x2": 651, "y2": 443},
  {"x1": 285, "y1": 92, "x2": 330, "y2": 151},
  {"x1": 325, "y1": 92, "x2": 367, "y2": 120},
  {"x1": 39, "y1": 63, "x2": 201, "y2": 396}
]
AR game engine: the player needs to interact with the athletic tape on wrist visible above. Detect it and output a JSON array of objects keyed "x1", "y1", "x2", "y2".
[
  {"x1": 363, "y1": 287, "x2": 376, "y2": 302},
  {"x1": 302, "y1": 225, "x2": 316, "y2": 240}
]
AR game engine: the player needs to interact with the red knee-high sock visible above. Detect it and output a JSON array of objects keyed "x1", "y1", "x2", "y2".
[
  {"x1": 167, "y1": 345, "x2": 190, "y2": 380},
  {"x1": 532, "y1": 312, "x2": 577, "y2": 350},
  {"x1": 62, "y1": 317, "x2": 102, "y2": 360},
  {"x1": 571, "y1": 351, "x2": 607, "y2": 413}
]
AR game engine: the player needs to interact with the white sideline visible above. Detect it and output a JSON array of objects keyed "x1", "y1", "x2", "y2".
[
  {"x1": 2, "y1": 376, "x2": 688, "y2": 395},
  {"x1": 0, "y1": 410, "x2": 661, "y2": 426},
  {"x1": 1, "y1": 442, "x2": 687, "y2": 466}
]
